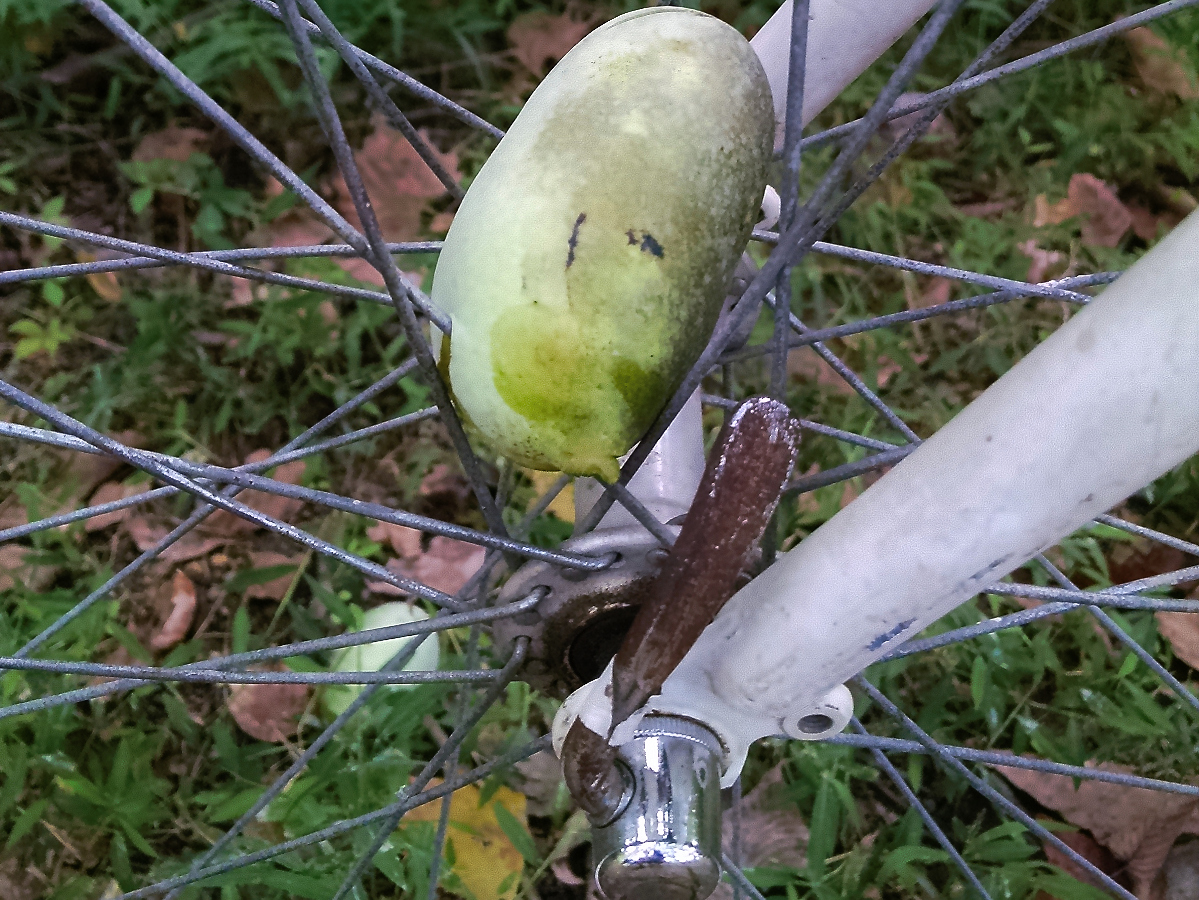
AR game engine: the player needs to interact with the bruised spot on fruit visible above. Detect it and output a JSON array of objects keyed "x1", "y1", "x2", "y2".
[
  {"x1": 639, "y1": 232, "x2": 664, "y2": 258},
  {"x1": 624, "y1": 229, "x2": 664, "y2": 258},
  {"x1": 566, "y1": 212, "x2": 586, "y2": 268}
]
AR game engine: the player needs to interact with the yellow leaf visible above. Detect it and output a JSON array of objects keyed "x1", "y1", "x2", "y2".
[
  {"x1": 525, "y1": 469, "x2": 575, "y2": 523},
  {"x1": 74, "y1": 251, "x2": 123, "y2": 302},
  {"x1": 404, "y1": 781, "x2": 528, "y2": 900}
]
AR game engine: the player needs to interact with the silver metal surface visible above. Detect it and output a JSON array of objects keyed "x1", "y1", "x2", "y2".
[{"x1": 593, "y1": 716, "x2": 724, "y2": 900}]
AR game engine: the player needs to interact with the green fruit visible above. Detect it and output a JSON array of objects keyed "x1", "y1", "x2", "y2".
[
  {"x1": 431, "y1": 8, "x2": 774, "y2": 481},
  {"x1": 322, "y1": 602, "x2": 440, "y2": 718}
]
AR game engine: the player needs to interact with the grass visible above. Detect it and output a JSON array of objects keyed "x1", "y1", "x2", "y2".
[{"x1": 1, "y1": 0, "x2": 1199, "y2": 898}]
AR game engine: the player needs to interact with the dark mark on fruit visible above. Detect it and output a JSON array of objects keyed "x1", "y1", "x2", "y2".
[
  {"x1": 566, "y1": 212, "x2": 586, "y2": 268},
  {"x1": 639, "y1": 233, "x2": 664, "y2": 258}
]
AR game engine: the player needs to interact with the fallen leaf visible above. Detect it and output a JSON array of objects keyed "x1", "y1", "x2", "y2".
[
  {"x1": 1018, "y1": 239, "x2": 1066, "y2": 284},
  {"x1": 150, "y1": 570, "x2": 197, "y2": 650},
  {"x1": 713, "y1": 765, "x2": 809, "y2": 900},
  {"x1": 1033, "y1": 173, "x2": 1133, "y2": 248},
  {"x1": 787, "y1": 349, "x2": 854, "y2": 395},
  {"x1": 1042, "y1": 827, "x2": 1125, "y2": 895},
  {"x1": 205, "y1": 450, "x2": 306, "y2": 535},
  {"x1": 1128, "y1": 203, "x2": 1180, "y2": 242},
  {"x1": 367, "y1": 521, "x2": 424, "y2": 558},
  {"x1": 241, "y1": 550, "x2": 305, "y2": 601},
  {"x1": 420, "y1": 463, "x2": 469, "y2": 500},
  {"x1": 525, "y1": 470, "x2": 575, "y2": 523},
  {"x1": 513, "y1": 750, "x2": 567, "y2": 818},
  {"x1": 507, "y1": 4, "x2": 601, "y2": 75},
  {"x1": 1156, "y1": 612, "x2": 1199, "y2": 669},
  {"x1": 430, "y1": 210, "x2": 455, "y2": 233},
  {"x1": 327, "y1": 116, "x2": 459, "y2": 285},
  {"x1": 911, "y1": 276, "x2": 952, "y2": 310},
  {"x1": 405, "y1": 780, "x2": 528, "y2": 900},
  {"x1": 0, "y1": 544, "x2": 29, "y2": 592},
  {"x1": 85, "y1": 481, "x2": 150, "y2": 532},
  {"x1": 125, "y1": 516, "x2": 226, "y2": 563},
  {"x1": 227, "y1": 667, "x2": 310, "y2": 742},
  {"x1": 1124, "y1": 26, "x2": 1199, "y2": 100},
  {"x1": 74, "y1": 250, "x2": 124, "y2": 302},
  {"x1": 367, "y1": 536, "x2": 487, "y2": 598},
  {"x1": 1108, "y1": 541, "x2": 1189, "y2": 587},
  {"x1": 0, "y1": 496, "x2": 28, "y2": 531},
  {"x1": 999, "y1": 759, "x2": 1199, "y2": 896},
  {"x1": 883, "y1": 92, "x2": 956, "y2": 144},
  {"x1": 131, "y1": 125, "x2": 209, "y2": 163}
]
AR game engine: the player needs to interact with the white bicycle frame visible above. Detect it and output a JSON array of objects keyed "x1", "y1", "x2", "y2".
[{"x1": 555, "y1": 0, "x2": 1199, "y2": 784}]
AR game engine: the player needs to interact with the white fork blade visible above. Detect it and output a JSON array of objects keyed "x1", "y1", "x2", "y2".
[
  {"x1": 678, "y1": 209, "x2": 1199, "y2": 756},
  {"x1": 556, "y1": 211, "x2": 1199, "y2": 783}
]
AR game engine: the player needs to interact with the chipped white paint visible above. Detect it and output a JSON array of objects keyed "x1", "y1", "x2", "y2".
[{"x1": 558, "y1": 210, "x2": 1199, "y2": 785}]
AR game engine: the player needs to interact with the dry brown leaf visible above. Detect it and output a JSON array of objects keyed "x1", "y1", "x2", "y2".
[
  {"x1": 419, "y1": 463, "x2": 469, "y2": 500},
  {"x1": 404, "y1": 536, "x2": 487, "y2": 596},
  {"x1": 0, "y1": 544, "x2": 29, "y2": 593},
  {"x1": 0, "y1": 496, "x2": 28, "y2": 531},
  {"x1": 150, "y1": 570, "x2": 197, "y2": 650},
  {"x1": 125, "y1": 516, "x2": 226, "y2": 563},
  {"x1": 1128, "y1": 204, "x2": 1181, "y2": 243},
  {"x1": 73, "y1": 250, "x2": 124, "y2": 302},
  {"x1": 205, "y1": 450, "x2": 306, "y2": 535},
  {"x1": 713, "y1": 765, "x2": 809, "y2": 900},
  {"x1": 1156, "y1": 612, "x2": 1199, "y2": 669},
  {"x1": 367, "y1": 535, "x2": 487, "y2": 598},
  {"x1": 507, "y1": 5, "x2": 600, "y2": 75},
  {"x1": 1042, "y1": 827, "x2": 1125, "y2": 895},
  {"x1": 366, "y1": 521, "x2": 423, "y2": 558},
  {"x1": 327, "y1": 116, "x2": 459, "y2": 275},
  {"x1": 1033, "y1": 173, "x2": 1133, "y2": 247},
  {"x1": 241, "y1": 550, "x2": 305, "y2": 601},
  {"x1": 999, "y1": 759, "x2": 1199, "y2": 896},
  {"x1": 1018, "y1": 239, "x2": 1066, "y2": 284},
  {"x1": 1124, "y1": 26, "x2": 1199, "y2": 100},
  {"x1": 227, "y1": 668, "x2": 310, "y2": 742},
  {"x1": 787, "y1": 349, "x2": 854, "y2": 395},
  {"x1": 85, "y1": 481, "x2": 150, "y2": 532},
  {"x1": 1108, "y1": 541, "x2": 1189, "y2": 586},
  {"x1": 910, "y1": 275, "x2": 952, "y2": 310},
  {"x1": 131, "y1": 125, "x2": 209, "y2": 163},
  {"x1": 513, "y1": 750, "x2": 566, "y2": 817}
]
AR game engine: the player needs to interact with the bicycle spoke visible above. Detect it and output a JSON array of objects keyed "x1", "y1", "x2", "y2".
[
  {"x1": 702, "y1": 394, "x2": 899, "y2": 452},
  {"x1": 277, "y1": 0, "x2": 510, "y2": 541},
  {"x1": 826, "y1": 733, "x2": 1199, "y2": 798},
  {"x1": 856, "y1": 677, "x2": 1137, "y2": 900},
  {"x1": 241, "y1": 0, "x2": 503, "y2": 139},
  {"x1": 768, "y1": 0, "x2": 810, "y2": 400},
  {"x1": 291, "y1": 0, "x2": 462, "y2": 199},
  {"x1": 1096, "y1": 514, "x2": 1199, "y2": 558},
  {"x1": 755, "y1": 232, "x2": 1100, "y2": 304},
  {"x1": 0, "y1": 209, "x2": 410, "y2": 310},
  {"x1": 802, "y1": 0, "x2": 1199, "y2": 151},
  {"x1": 0, "y1": 241, "x2": 443, "y2": 288},
  {"x1": 1035, "y1": 554, "x2": 1199, "y2": 717},
  {"x1": 850, "y1": 717, "x2": 992, "y2": 899},
  {"x1": 325, "y1": 637, "x2": 528, "y2": 898},
  {"x1": 785, "y1": 445, "x2": 915, "y2": 495},
  {"x1": 119, "y1": 731, "x2": 551, "y2": 900}
]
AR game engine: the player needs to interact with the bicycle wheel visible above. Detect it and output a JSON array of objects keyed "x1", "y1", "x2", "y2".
[{"x1": 1, "y1": 1, "x2": 1198, "y2": 899}]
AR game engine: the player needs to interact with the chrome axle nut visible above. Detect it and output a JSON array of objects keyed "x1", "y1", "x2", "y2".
[{"x1": 592, "y1": 716, "x2": 724, "y2": 900}]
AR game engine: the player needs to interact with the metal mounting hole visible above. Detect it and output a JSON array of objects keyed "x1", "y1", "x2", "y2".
[{"x1": 796, "y1": 714, "x2": 834, "y2": 734}]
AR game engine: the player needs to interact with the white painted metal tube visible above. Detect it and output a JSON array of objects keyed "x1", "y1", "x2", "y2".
[
  {"x1": 750, "y1": 0, "x2": 940, "y2": 140},
  {"x1": 558, "y1": 210, "x2": 1199, "y2": 784},
  {"x1": 684, "y1": 209, "x2": 1199, "y2": 734}
]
